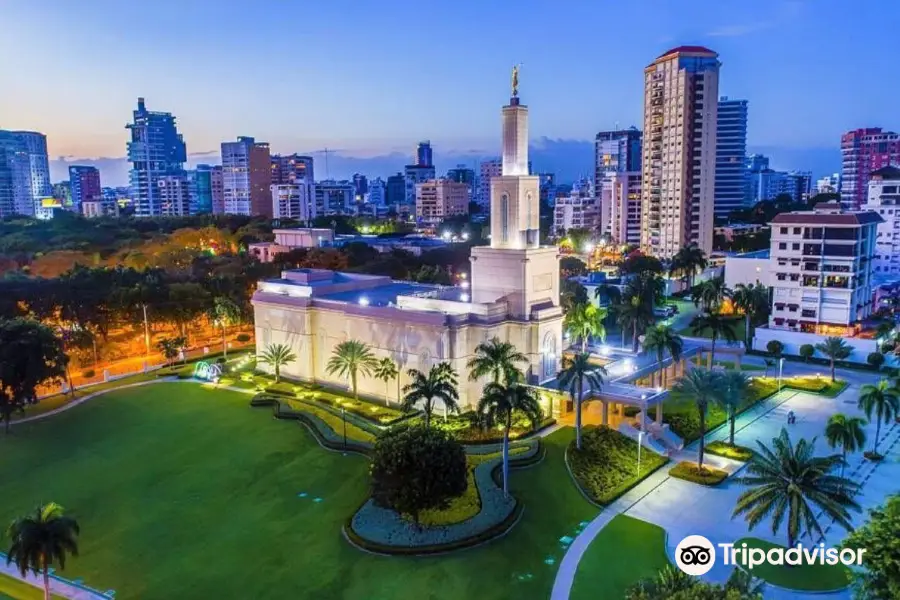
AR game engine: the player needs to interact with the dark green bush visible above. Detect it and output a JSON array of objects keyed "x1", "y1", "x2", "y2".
[{"x1": 669, "y1": 462, "x2": 727, "y2": 486}]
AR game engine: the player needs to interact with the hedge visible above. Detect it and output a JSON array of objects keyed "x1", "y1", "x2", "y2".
[
  {"x1": 345, "y1": 438, "x2": 541, "y2": 554},
  {"x1": 430, "y1": 411, "x2": 556, "y2": 445},
  {"x1": 567, "y1": 426, "x2": 668, "y2": 505},
  {"x1": 669, "y1": 462, "x2": 728, "y2": 486},
  {"x1": 250, "y1": 394, "x2": 375, "y2": 450},
  {"x1": 705, "y1": 440, "x2": 753, "y2": 461}
]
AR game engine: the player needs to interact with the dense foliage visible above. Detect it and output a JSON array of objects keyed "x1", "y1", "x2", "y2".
[
  {"x1": 842, "y1": 495, "x2": 900, "y2": 600},
  {"x1": 370, "y1": 425, "x2": 468, "y2": 525}
]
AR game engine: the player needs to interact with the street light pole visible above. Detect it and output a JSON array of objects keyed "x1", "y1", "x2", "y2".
[
  {"x1": 341, "y1": 407, "x2": 347, "y2": 449},
  {"x1": 778, "y1": 357, "x2": 784, "y2": 391},
  {"x1": 637, "y1": 430, "x2": 643, "y2": 476}
]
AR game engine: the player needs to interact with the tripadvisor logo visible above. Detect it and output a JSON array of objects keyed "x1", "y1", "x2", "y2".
[{"x1": 675, "y1": 534, "x2": 866, "y2": 576}]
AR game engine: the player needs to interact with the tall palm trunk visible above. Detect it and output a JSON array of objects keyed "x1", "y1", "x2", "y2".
[
  {"x1": 873, "y1": 420, "x2": 882, "y2": 454},
  {"x1": 744, "y1": 314, "x2": 751, "y2": 349},
  {"x1": 424, "y1": 401, "x2": 432, "y2": 429},
  {"x1": 42, "y1": 555, "x2": 50, "y2": 600},
  {"x1": 830, "y1": 358, "x2": 836, "y2": 382},
  {"x1": 581, "y1": 337, "x2": 587, "y2": 353},
  {"x1": 729, "y1": 407, "x2": 736, "y2": 446},
  {"x1": 698, "y1": 406, "x2": 706, "y2": 470},
  {"x1": 575, "y1": 378, "x2": 584, "y2": 450},
  {"x1": 502, "y1": 414, "x2": 511, "y2": 497},
  {"x1": 384, "y1": 380, "x2": 390, "y2": 404},
  {"x1": 633, "y1": 323, "x2": 639, "y2": 352},
  {"x1": 708, "y1": 335, "x2": 717, "y2": 369},
  {"x1": 352, "y1": 371, "x2": 358, "y2": 401}
]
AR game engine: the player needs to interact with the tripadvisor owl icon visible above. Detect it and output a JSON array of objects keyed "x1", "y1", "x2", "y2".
[{"x1": 675, "y1": 535, "x2": 716, "y2": 576}]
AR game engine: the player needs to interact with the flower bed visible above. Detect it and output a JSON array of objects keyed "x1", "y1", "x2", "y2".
[
  {"x1": 782, "y1": 377, "x2": 848, "y2": 397},
  {"x1": 669, "y1": 462, "x2": 728, "y2": 486},
  {"x1": 567, "y1": 426, "x2": 668, "y2": 505},
  {"x1": 431, "y1": 411, "x2": 555, "y2": 444},
  {"x1": 419, "y1": 446, "x2": 530, "y2": 526},
  {"x1": 249, "y1": 394, "x2": 376, "y2": 447},
  {"x1": 345, "y1": 439, "x2": 541, "y2": 554},
  {"x1": 705, "y1": 440, "x2": 754, "y2": 462}
]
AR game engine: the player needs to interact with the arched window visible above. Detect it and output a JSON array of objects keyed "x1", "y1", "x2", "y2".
[{"x1": 501, "y1": 193, "x2": 509, "y2": 243}]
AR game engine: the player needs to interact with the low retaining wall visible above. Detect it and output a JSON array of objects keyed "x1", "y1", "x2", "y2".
[{"x1": 344, "y1": 439, "x2": 543, "y2": 555}]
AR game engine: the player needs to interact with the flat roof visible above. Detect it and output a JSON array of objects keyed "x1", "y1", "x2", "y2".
[
  {"x1": 320, "y1": 282, "x2": 454, "y2": 307},
  {"x1": 730, "y1": 249, "x2": 770, "y2": 259},
  {"x1": 770, "y1": 212, "x2": 883, "y2": 225}
]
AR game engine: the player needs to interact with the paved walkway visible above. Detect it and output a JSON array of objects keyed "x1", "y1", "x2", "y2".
[
  {"x1": 552, "y1": 368, "x2": 898, "y2": 600},
  {"x1": 0, "y1": 556, "x2": 112, "y2": 599}
]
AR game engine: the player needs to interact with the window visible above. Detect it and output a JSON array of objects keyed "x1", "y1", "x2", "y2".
[
  {"x1": 792, "y1": 243, "x2": 800, "y2": 250},
  {"x1": 500, "y1": 193, "x2": 509, "y2": 243},
  {"x1": 780, "y1": 227, "x2": 788, "y2": 234},
  {"x1": 793, "y1": 227, "x2": 801, "y2": 234},
  {"x1": 779, "y1": 242, "x2": 787, "y2": 250}
]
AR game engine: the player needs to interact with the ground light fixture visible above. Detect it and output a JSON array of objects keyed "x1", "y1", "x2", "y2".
[{"x1": 359, "y1": 296, "x2": 370, "y2": 306}]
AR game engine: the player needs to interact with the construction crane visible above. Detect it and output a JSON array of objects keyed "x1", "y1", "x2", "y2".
[{"x1": 312, "y1": 147, "x2": 340, "y2": 179}]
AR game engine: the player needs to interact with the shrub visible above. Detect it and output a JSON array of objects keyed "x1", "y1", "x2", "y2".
[
  {"x1": 81, "y1": 369, "x2": 96, "y2": 379},
  {"x1": 881, "y1": 341, "x2": 895, "y2": 354},
  {"x1": 782, "y1": 376, "x2": 828, "y2": 393},
  {"x1": 766, "y1": 340, "x2": 784, "y2": 357},
  {"x1": 568, "y1": 427, "x2": 668, "y2": 505},
  {"x1": 799, "y1": 344, "x2": 815, "y2": 362},
  {"x1": 864, "y1": 450, "x2": 884, "y2": 462},
  {"x1": 669, "y1": 462, "x2": 728, "y2": 486},
  {"x1": 236, "y1": 333, "x2": 251, "y2": 343},
  {"x1": 867, "y1": 352, "x2": 886, "y2": 369},
  {"x1": 215, "y1": 357, "x2": 227, "y2": 365},
  {"x1": 371, "y1": 425, "x2": 468, "y2": 525},
  {"x1": 705, "y1": 440, "x2": 753, "y2": 461}
]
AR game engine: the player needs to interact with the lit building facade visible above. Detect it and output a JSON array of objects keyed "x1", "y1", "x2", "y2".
[
  {"x1": 0, "y1": 131, "x2": 33, "y2": 217},
  {"x1": 222, "y1": 136, "x2": 272, "y2": 216},
  {"x1": 385, "y1": 173, "x2": 406, "y2": 207},
  {"x1": 69, "y1": 166, "x2": 101, "y2": 209},
  {"x1": 251, "y1": 80, "x2": 563, "y2": 409},
  {"x1": 594, "y1": 127, "x2": 642, "y2": 183},
  {"x1": 768, "y1": 202, "x2": 880, "y2": 335},
  {"x1": 14, "y1": 131, "x2": 52, "y2": 214},
  {"x1": 641, "y1": 46, "x2": 719, "y2": 257},
  {"x1": 601, "y1": 171, "x2": 642, "y2": 244},
  {"x1": 315, "y1": 180, "x2": 354, "y2": 215},
  {"x1": 126, "y1": 98, "x2": 187, "y2": 217},
  {"x1": 156, "y1": 174, "x2": 191, "y2": 217},
  {"x1": 415, "y1": 179, "x2": 469, "y2": 223},
  {"x1": 272, "y1": 183, "x2": 315, "y2": 221},
  {"x1": 714, "y1": 97, "x2": 748, "y2": 218},
  {"x1": 841, "y1": 128, "x2": 900, "y2": 208},
  {"x1": 749, "y1": 170, "x2": 812, "y2": 204},
  {"x1": 478, "y1": 158, "x2": 502, "y2": 208},
  {"x1": 860, "y1": 166, "x2": 900, "y2": 276},
  {"x1": 816, "y1": 173, "x2": 842, "y2": 195},
  {"x1": 367, "y1": 177, "x2": 386, "y2": 205},
  {"x1": 404, "y1": 164, "x2": 435, "y2": 206}
]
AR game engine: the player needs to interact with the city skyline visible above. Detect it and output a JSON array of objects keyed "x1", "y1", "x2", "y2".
[{"x1": 3, "y1": 0, "x2": 898, "y2": 185}]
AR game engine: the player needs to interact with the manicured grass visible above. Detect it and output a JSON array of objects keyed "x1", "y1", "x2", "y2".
[
  {"x1": 669, "y1": 462, "x2": 728, "y2": 486},
  {"x1": 0, "y1": 384, "x2": 599, "y2": 599},
  {"x1": 711, "y1": 359, "x2": 764, "y2": 372},
  {"x1": 570, "y1": 515, "x2": 670, "y2": 600},
  {"x1": 705, "y1": 440, "x2": 754, "y2": 461},
  {"x1": 0, "y1": 572, "x2": 65, "y2": 600},
  {"x1": 568, "y1": 426, "x2": 668, "y2": 505},
  {"x1": 664, "y1": 378, "x2": 779, "y2": 442},
  {"x1": 733, "y1": 538, "x2": 851, "y2": 591}
]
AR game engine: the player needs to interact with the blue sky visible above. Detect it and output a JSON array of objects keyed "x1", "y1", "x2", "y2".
[{"x1": 2, "y1": 0, "x2": 896, "y2": 183}]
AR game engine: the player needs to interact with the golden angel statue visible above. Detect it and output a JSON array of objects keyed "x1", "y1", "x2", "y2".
[{"x1": 512, "y1": 64, "x2": 520, "y2": 97}]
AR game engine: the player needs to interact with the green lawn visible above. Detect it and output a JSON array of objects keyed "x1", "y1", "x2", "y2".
[
  {"x1": 734, "y1": 538, "x2": 851, "y2": 591},
  {"x1": 0, "y1": 573, "x2": 65, "y2": 600},
  {"x1": 0, "y1": 383, "x2": 599, "y2": 599},
  {"x1": 570, "y1": 515, "x2": 670, "y2": 600},
  {"x1": 711, "y1": 359, "x2": 764, "y2": 372}
]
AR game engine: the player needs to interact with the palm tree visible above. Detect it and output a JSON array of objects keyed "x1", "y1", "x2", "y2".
[
  {"x1": 642, "y1": 325, "x2": 683, "y2": 390},
  {"x1": 693, "y1": 276, "x2": 731, "y2": 313},
  {"x1": 326, "y1": 340, "x2": 378, "y2": 401},
  {"x1": 207, "y1": 296, "x2": 242, "y2": 358},
  {"x1": 594, "y1": 282, "x2": 622, "y2": 307},
  {"x1": 689, "y1": 312, "x2": 738, "y2": 368},
  {"x1": 815, "y1": 337, "x2": 853, "y2": 382},
  {"x1": 732, "y1": 283, "x2": 769, "y2": 346},
  {"x1": 258, "y1": 343, "x2": 297, "y2": 384},
  {"x1": 824, "y1": 413, "x2": 867, "y2": 484},
  {"x1": 717, "y1": 370, "x2": 750, "y2": 446},
  {"x1": 467, "y1": 337, "x2": 528, "y2": 385},
  {"x1": 156, "y1": 336, "x2": 185, "y2": 366},
  {"x1": 402, "y1": 362, "x2": 460, "y2": 428},
  {"x1": 477, "y1": 382, "x2": 542, "y2": 497},
  {"x1": 617, "y1": 295, "x2": 655, "y2": 352},
  {"x1": 373, "y1": 357, "x2": 399, "y2": 405},
  {"x1": 733, "y1": 428, "x2": 860, "y2": 548},
  {"x1": 672, "y1": 368, "x2": 723, "y2": 470},
  {"x1": 557, "y1": 352, "x2": 606, "y2": 450},
  {"x1": 670, "y1": 244, "x2": 708, "y2": 290},
  {"x1": 858, "y1": 380, "x2": 900, "y2": 457},
  {"x1": 5, "y1": 502, "x2": 80, "y2": 600},
  {"x1": 564, "y1": 302, "x2": 606, "y2": 352}
]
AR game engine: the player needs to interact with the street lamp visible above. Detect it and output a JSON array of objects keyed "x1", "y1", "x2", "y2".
[
  {"x1": 637, "y1": 430, "x2": 644, "y2": 477},
  {"x1": 778, "y1": 357, "x2": 784, "y2": 391}
]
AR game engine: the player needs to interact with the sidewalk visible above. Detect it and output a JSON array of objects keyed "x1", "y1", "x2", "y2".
[{"x1": 0, "y1": 556, "x2": 112, "y2": 600}]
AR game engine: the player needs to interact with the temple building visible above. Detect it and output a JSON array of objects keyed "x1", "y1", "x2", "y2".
[{"x1": 251, "y1": 76, "x2": 564, "y2": 408}]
